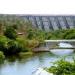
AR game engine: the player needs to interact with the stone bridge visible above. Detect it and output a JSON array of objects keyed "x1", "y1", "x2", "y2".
[
  {"x1": 33, "y1": 40, "x2": 75, "y2": 52},
  {"x1": 21, "y1": 15, "x2": 75, "y2": 31}
]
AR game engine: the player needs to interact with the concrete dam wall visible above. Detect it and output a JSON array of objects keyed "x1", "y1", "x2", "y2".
[{"x1": 21, "y1": 15, "x2": 75, "y2": 31}]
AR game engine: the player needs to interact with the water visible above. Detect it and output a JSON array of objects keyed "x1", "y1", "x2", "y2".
[
  {"x1": 0, "y1": 52, "x2": 75, "y2": 75},
  {"x1": 50, "y1": 49, "x2": 74, "y2": 55}
]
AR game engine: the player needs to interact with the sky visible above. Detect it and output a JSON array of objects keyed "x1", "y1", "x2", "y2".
[{"x1": 0, "y1": 0, "x2": 75, "y2": 15}]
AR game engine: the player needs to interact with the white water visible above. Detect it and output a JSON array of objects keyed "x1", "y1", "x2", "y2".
[
  {"x1": 58, "y1": 43, "x2": 73, "y2": 48},
  {"x1": 50, "y1": 43, "x2": 74, "y2": 55}
]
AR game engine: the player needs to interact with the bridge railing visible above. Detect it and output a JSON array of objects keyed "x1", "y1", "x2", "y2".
[{"x1": 44, "y1": 40, "x2": 75, "y2": 42}]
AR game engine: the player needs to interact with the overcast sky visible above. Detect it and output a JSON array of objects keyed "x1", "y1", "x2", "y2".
[{"x1": 0, "y1": 0, "x2": 75, "y2": 15}]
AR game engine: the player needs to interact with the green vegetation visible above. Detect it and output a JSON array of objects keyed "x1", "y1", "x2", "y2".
[
  {"x1": 45, "y1": 29, "x2": 75, "y2": 39},
  {"x1": 4, "y1": 26, "x2": 17, "y2": 40},
  {"x1": 0, "y1": 15, "x2": 75, "y2": 61},
  {"x1": 0, "y1": 28, "x2": 39, "y2": 56},
  {"x1": 0, "y1": 16, "x2": 44, "y2": 61},
  {"x1": 26, "y1": 28, "x2": 75, "y2": 40},
  {"x1": 0, "y1": 51, "x2": 5, "y2": 63},
  {"x1": 46, "y1": 58, "x2": 75, "y2": 75},
  {"x1": 0, "y1": 15, "x2": 75, "y2": 74}
]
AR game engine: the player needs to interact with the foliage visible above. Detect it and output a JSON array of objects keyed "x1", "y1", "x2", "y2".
[
  {"x1": 62, "y1": 29, "x2": 75, "y2": 39},
  {"x1": 45, "y1": 29, "x2": 75, "y2": 39},
  {"x1": 0, "y1": 15, "x2": 75, "y2": 40},
  {"x1": 0, "y1": 36, "x2": 8, "y2": 52},
  {"x1": 47, "y1": 58, "x2": 75, "y2": 75},
  {"x1": 27, "y1": 39, "x2": 40, "y2": 49},
  {"x1": 0, "y1": 15, "x2": 75, "y2": 58},
  {"x1": 16, "y1": 37, "x2": 40, "y2": 51},
  {"x1": 26, "y1": 28, "x2": 46, "y2": 45},
  {"x1": 0, "y1": 16, "x2": 42, "y2": 57},
  {"x1": 0, "y1": 36, "x2": 30, "y2": 56},
  {"x1": 16, "y1": 37, "x2": 30, "y2": 52},
  {"x1": 0, "y1": 51, "x2": 5, "y2": 59},
  {"x1": 4, "y1": 26, "x2": 17, "y2": 40},
  {"x1": 5, "y1": 40, "x2": 22, "y2": 55},
  {"x1": 26, "y1": 28, "x2": 75, "y2": 40},
  {"x1": 0, "y1": 51, "x2": 5, "y2": 63}
]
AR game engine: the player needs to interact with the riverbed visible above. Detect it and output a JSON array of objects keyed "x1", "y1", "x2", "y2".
[{"x1": 0, "y1": 51, "x2": 75, "y2": 75}]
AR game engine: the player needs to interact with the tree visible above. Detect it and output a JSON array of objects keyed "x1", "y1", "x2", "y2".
[
  {"x1": 4, "y1": 26, "x2": 17, "y2": 40},
  {"x1": 5, "y1": 40, "x2": 21, "y2": 55}
]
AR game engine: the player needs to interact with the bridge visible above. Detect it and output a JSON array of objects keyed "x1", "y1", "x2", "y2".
[
  {"x1": 33, "y1": 40, "x2": 75, "y2": 52},
  {"x1": 44, "y1": 40, "x2": 75, "y2": 42},
  {"x1": 21, "y1": 15, "x2": 75, "y2": 31}
]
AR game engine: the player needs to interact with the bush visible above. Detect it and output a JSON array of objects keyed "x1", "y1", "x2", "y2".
[
  {"x1": 0, "y1": 36, "x2": 27, "y2": 55},
  {"x1": 27, "y1": 39, "x2": 40, "y2": 49},
  {"x1": 62, "y1": 29, "x2": 75, "y2": 39},
  {"x1": 16, "y1": 38, "x2": 30, "y2": 52},
  {"x1": 44, "y1": 29, "x2": 75, "y2": 40},
  {"x1": 0, "y1": 35, "x2": 32, "y2": 56},
  {"x1": 0, "y1": 36, "x2": 8, "y2": 52},
  {"x1": 47, "y1": 59, "x2": 75, "y2": 75},
  {"x1": 5, "y1": 40, "x2": 22, "y2": 55},
  {"x1": 0, "y1": 51, "x2": 5, "y2": 62},
  {"x1": 16, "y1": 38, "x2": 40, "y2": 52},
  {"x1": 26, "y1": 29, "x2": 45, "y2": 41},
  {"x1": 4, "y1": 26, "x2": 17, "y2": 40}
]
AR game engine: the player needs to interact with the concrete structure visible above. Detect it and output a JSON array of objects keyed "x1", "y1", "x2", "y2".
[
  {"x1": 0, "y1": 14, "x2": 75, "y2": 31},
  {"x1": 21, "y1": 15, "x2": 75, "y2": 31},
  {"x1": 33, "y1": 40, "x2": 75, "y2": 52}
]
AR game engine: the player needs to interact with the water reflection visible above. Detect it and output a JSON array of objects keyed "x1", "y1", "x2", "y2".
[
  {"x1": 50, "y1": 43, "x2": 74, "y2": 56},
  {"x1": 0, "y1": 52, "x2": 74, "y2": 75},
  {"x1": 50, "y1": 49, "x2": 74, "y2": 56}
]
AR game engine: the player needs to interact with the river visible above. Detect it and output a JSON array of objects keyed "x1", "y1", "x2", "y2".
[{"x1": 0, "y1": 51, "x2": 75, "y2": 75}]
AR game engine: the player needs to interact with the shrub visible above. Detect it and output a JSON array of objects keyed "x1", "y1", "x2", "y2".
[
  {"x1": 16, "y1": 38, "x2": 40, "y2": 52},
  {"x1": 0, "y1": 36, "x2": 32, "y2": 56},
  {"x1": 0, "y1": 51, "x2": 5, "y2": 63},
  {"x1": 5, "y1": 40, "x2": 22, "y2": 55},
  {"x1": 27, "y1": 39, "x2": 40, "y2": 49},
  {"x1": 62, "y1": 29, "x2": 75, "y2": 39},
  {"x1": 16, "y1": 37, "x2": 29, "y2": 52},
  {"x1": 47, "y1": 59, "x2": 75, "y2": 75},
  {"x1": 4, "y1": 26, "x2": 17, "y2": 40},
  {"x1": 26, "y1": 29, "x2": 45, "y2": 41},
  {"x1": 0, "y1": 36, "x2": 8, "y2": 52}
]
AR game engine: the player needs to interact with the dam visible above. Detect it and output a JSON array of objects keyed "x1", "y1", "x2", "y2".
[
  {"x1": 0, "y1": 14, "x2": 75, "y2": 31},
  {"x1": 21, "y1": 15, "x2": 75, "y2": 31}
]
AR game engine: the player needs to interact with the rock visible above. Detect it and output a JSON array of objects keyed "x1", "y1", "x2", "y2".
[{"x1": 33, "y1": 68, "x2": 53, "y2": 75}]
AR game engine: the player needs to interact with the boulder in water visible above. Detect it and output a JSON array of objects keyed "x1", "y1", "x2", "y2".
[{"x1": 33, "y1": 67, "x2": 53, "y2": 75}]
